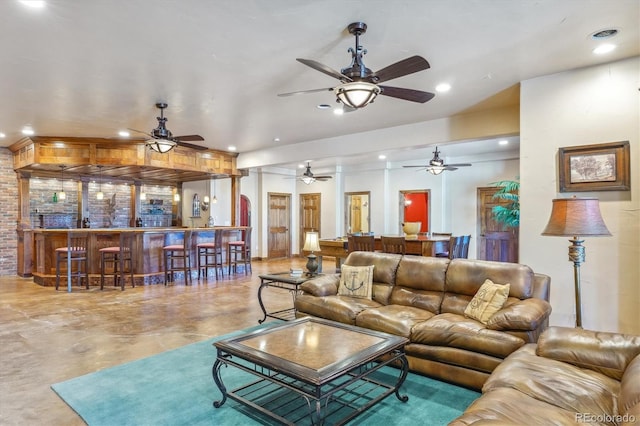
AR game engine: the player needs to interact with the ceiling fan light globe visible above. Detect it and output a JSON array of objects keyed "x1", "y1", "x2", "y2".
[
  {"x1": 428, "y1": 166, "x2": 445, "y2": 175},
  {"x1": 335, "y1": 82, "x2": 380, "y2": 109},
  {"x1": 302, "y1": 176, "x2": 316, "y2": 185},
  {"x1": 146, "y1": 138, "x2": 177, "y2": 153}
]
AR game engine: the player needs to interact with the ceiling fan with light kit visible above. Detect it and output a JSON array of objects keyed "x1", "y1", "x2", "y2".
[
  {"x1": 278, "y1": 22, "x2": 435, "y2": 109},
  {"x1": 403, "y1": 147, "x2": 472, "y2": 175},
  {"x1": 128, "y1": 103, "x2": 206, "y2": 153},
  {"x1": 289, "y1": 162, "x2": 333, "y2": 184}
]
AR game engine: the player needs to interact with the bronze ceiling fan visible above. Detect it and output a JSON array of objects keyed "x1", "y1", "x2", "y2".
[
  {"x1": 278, "y1": 22, "x2": 435, "y2": 109},
  {"x1": 129, "y1": 103, "x2": 206, "y2": 153},
  {"x1": 403, "y1": 147, "x2": 472, "y2": 175},
  {"x1": 293, "y1": 162, "x2": 333, "y2": 184}
]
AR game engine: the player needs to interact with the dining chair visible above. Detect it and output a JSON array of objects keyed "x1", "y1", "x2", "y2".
[
  {"x1": 163, "y1": 229, "x2": 193, "y2": 285},
  {"x1": 381, "y1": 236, "x2": 406, "y2": 254},
  {"x1": 99, "y1": 231, "x2": 136, "y2": 290},
  {"x1": 347, "y1": 234, "x2": 376, "y2": 252},
  {"x1": 55, "y1": 232, "x2": 90, "y2": 291},
  {"x1": 450, "y1": 234, "x2": 471, "y2": 259}
]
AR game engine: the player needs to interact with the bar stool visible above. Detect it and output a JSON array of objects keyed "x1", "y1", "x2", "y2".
[
  {"x1": 163, "y1": 230, "x2": 193, "y2": 285},
  {"x1": 55, "y1": 232, "x2": 89, "y2": 291},
  {"x1": 228, "y1": 227, "x2": 252, "y2": 275},
  {"x1": 99, "y1": 231, "x2": 135, "y2": 290},
  {"x1": 197, "y1": 230, "x2": 224, "y2": 280}
]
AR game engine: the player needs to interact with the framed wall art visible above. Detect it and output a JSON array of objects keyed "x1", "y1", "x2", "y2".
[{"x1": 558, "y1": 141, "x2": 630, "y2": 192}]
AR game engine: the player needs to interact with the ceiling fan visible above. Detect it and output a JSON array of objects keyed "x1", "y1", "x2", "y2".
[
  {"x1": 403, "y1": 147, "x2": 472, "y2": 175},
  {"x1": 277, "y1": 22, "x2": 435, "y2": 109},
  {"x1": 296, "y1": 162, "x2": 333, "y2": 184},
  {"x1": 129, "y1": 103, "x2": 206, "y2": 153}
]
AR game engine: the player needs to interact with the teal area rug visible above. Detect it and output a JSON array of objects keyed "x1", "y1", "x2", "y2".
[{"x1": 52, "y1": 323, "x2": 479, "y2": 425}]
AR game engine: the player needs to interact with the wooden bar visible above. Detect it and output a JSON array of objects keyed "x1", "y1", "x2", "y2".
[{"x1": 31, "y1": 226, "x2": 248, "y2": 287}]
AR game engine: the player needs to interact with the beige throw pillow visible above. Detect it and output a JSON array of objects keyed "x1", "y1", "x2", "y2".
[
  {"x1": 464, "y1": 279, "x2": 511, "y2": 324},
  {"x1": 338, "y1": 265, "x2": 374, "y2": 300}
]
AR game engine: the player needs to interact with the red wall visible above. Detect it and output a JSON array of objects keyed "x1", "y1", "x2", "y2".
[{"x1": 404, "y1": 192, "x2": 429, "y2": 232}]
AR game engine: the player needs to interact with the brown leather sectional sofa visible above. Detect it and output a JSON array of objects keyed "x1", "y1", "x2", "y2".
[
  {"x1": 451, "y1": 326, "x2": 640, "y2": 425},
  {"x1": 294, "y1": 251, "x2": 552, "y2": 389}
]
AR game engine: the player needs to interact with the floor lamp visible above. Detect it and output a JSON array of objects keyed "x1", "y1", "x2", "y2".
[{"x1": 542, "y1": 197, "x2": 611, "y2": 328}]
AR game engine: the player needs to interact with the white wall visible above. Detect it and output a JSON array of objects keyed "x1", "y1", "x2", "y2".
[{"x1": 520, "y1": 56, "x2": 640, "y2": 334}]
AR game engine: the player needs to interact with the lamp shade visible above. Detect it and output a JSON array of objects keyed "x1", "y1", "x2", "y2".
[
  {"x1": 334, "y1": 82, "x2": 380, "y2": 109},
  {"x1": 146, "y1": 138, "x2": 177, "y2": 153},
  {"x1": 542, "y1": 198, "x2": 611, "y2": 237},
  {"x1": 303, "y1": 231, "x2": 321, "y2": 252}
]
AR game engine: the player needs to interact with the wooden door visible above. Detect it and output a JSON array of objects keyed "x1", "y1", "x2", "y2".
[
  {"x1": 300, "y1": 193, "x2": 321, "y2": 251},
  {"x1": 350, "y1": 196, "x2": 362, "y2": 233},
  {"x1": 268, "y1": 192, "x2": 291, "y2": 259},
  {"x1": 477, "y1": 187, "x2": 519, "y2": 262}
]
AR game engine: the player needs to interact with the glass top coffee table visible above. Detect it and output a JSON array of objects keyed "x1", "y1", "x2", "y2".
[{"x1": 212, "y1": 317, "x2": 409, "y2": 425}]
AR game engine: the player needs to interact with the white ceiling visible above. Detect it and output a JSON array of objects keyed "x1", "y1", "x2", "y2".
[{"x1": 1, "y1": 0, "x2": 638, "y2": 171}]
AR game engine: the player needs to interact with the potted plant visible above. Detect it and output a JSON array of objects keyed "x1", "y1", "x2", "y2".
[{"x1": 490, "y1": 179, "x2": 520, "y2": 229}]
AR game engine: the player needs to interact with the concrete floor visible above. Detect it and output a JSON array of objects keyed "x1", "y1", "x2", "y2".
[{"x1": 0, "y1": 257, "x2": 321, "y2": 425}]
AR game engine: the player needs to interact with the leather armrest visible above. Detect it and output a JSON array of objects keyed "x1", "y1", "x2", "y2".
[
  {"x1": 535, "y1": 326, "x2": 640, "y2": 381},
  {"x1": 300, "y1": 274, "x2": 340, "y2": 297},
  {"x1": 486, "y1": 298, "x2": 552, "y2": 331}
]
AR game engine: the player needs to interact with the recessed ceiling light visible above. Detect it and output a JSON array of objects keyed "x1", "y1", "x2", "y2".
[
  {"x1": 21, "y1": 127, "x2": 34, "y2": 135},
  {"x1": 378, "y1": 154, "x2": 387, "y2": 160},
  {"x1": 317, "y1": 104, "x2": 331, "y2": 109},
  {"x1": 593, "y1": 44, "x2": 616, "y2": 55},
  {"x1": 228, "y1": 146, "x2": 236, "y2": 152},
  {"x1": 118, "y1": 130, "x2": 130, "y2": 137},
  {"x1": 435, "y1": 83, "x2": 451, "y2": 93},
  {"x1": 590, "y1": 28, "x2": 618, "y2": 40},
  {"x1": 0, "y1": 133, "x2": 5, "y2": 138},
  {"x1": 498, "y1": 140, "x2": 509, "y2": 146},
  {"x1": 333, "y1": 108, "x2": 344, "y2": 116},
  {"x1": 273, "y1": 137, "x2": 280, "y2": 142},
  {"x1": 19, "y1": 0, "x2": 46, "y2": 8}
]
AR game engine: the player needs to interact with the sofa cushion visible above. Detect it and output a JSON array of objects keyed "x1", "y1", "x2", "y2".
[
  {"x1": 620, "y1": 355, "x2": 640, "y2": 419},
  {"x1": 411, "y1": 313, "x2": 525, "y2": 358},
  {"x1": 355, "y1": 304, "x2": 435, "y2": 338},
  {"x1": 390, "y1": 255, "x2": 448, "y2": 313},
  {"x1": 486, "y1": 297, "x2": 552, "y2": 331},
  {"x1": 338, "y1": 264, "x2": 374, "y2": 299},
  {"x1": 300, "y1": 274, "x2": 340, "y2": 297},
  {"x1": 344, "y1": 252, "x2": 402, "y2": 305},
  {"x1": 484, "y1": 344, "x2": 620, "y2": 418},
  {"x1": 442, "y1": 259, "x2": 534, "y2": 316},
  {"x1": 536, "y1": 326, "x2": 640, "y2": 381},
  {"x1": 464, "y1": 279, "x2": 510, "y2": 324},
  {"x1": 449, "y1": 387, "x2": 580, "y2": 426},
  {"x1": 294, "y1": 294, "x2": 382, "y2": 325}
]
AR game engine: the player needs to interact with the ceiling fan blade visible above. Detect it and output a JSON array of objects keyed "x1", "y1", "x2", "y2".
[
  {"x1": 379, "y1": 86, "x2": 435, "y2": 103},
  {"x1": 372, "y1": 56, "x2": 430, "y2": 84},
  {"x1": 445, "y1": 163, "x2": 472, "y2": 167},
  {"x1": 444, "y1": 167, "x2": 459, "y2": 171},
  {"x1": 315, "y1": 176, "x2": 333, "y2": 180},
  {"x1": 175, "y1": 134, "x2": 204, "y2": 142},
  {"x1": 403, "y1": 165, "x2": 429, "y2": 168},
  {"x1": 176, "y1": 141, "x2": 208, "y2": 151},
  {"x1": 128, "y1": 128, "x2": 154, "y2": 138},
  {"x1": 277, "y1": 87, "x2": 334, "y2": 97},
  {"x1": 296, "y1": 58, "x2": 352, "y2": 82}
]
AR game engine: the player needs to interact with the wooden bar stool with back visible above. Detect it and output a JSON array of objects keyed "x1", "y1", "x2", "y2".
[
  {"x1": 55, "y1": 231, "x2": 90, "y2": 291},
  {"x1": 163, "y1": 229, "x2": 193, "y2": 285},
  {"x1": 197, "y1": 230, "x2": 225, "y2": 280},
  {"x1": 228, "y1": 227, "x2": 252, "y2": 275},
  {"x1": 99, "y1": 231, "x2": 136, "y2": 290}
]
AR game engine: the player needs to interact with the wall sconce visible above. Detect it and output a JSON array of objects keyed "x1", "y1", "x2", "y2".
[{"x1": 202, "y1": 195, "x2": 210, "y2": 211}]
